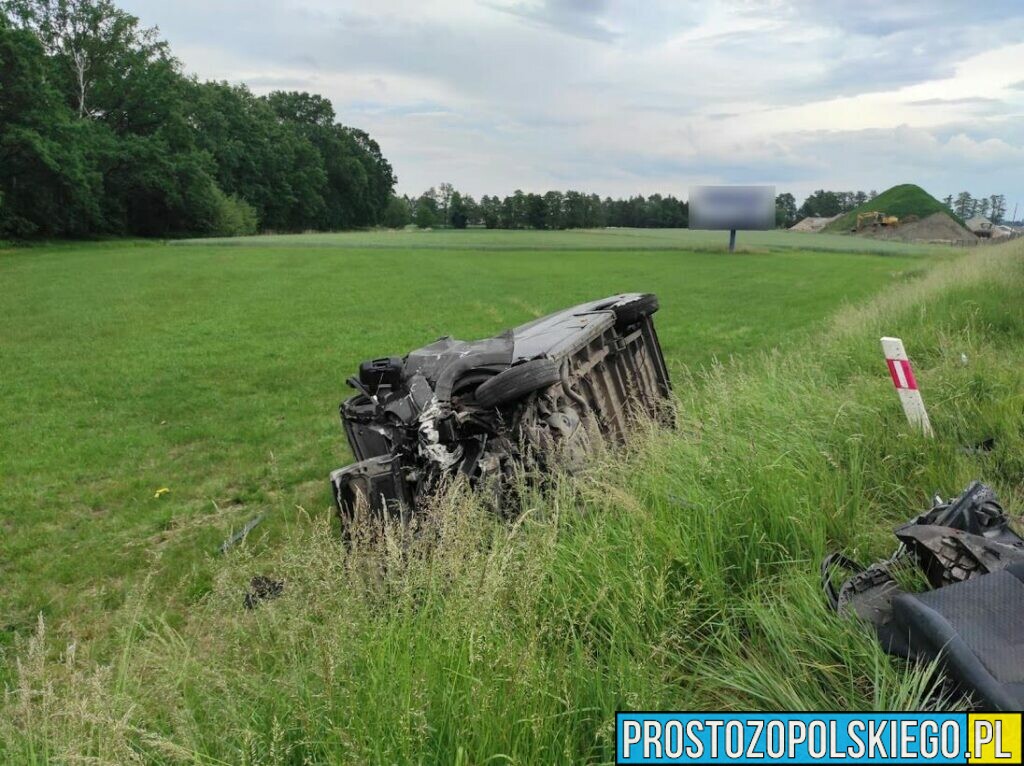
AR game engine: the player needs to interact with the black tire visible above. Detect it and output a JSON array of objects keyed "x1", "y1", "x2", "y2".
[
  {"x1": 612, "y1": 293, "x2": 659, "y2": 329},
  {"x1": 475, "y1": 358, "x2": 561, "y2": 408}
]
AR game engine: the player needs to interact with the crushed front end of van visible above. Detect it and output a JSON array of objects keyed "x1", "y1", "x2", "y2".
[{"x1": 330, "y1": 293, "x2": 672, "y2": 523}]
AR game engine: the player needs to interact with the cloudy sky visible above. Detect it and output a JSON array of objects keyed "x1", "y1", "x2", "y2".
[{"x1": 121, "y1": 0, "x2": 1024, "y2": 208}]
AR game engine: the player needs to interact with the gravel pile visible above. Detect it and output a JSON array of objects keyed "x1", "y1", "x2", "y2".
[{"x1": 861, "y1": 212, "x2": 976, "y2": 243}]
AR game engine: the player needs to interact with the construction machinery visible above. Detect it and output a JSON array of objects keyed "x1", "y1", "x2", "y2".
[{"x1": 854, "y1": 211, "x2": 899, "y2": 231}]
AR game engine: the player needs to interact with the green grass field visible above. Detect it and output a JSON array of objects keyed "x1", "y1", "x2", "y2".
[
  {"x1": 0, "y1": 230, "x2": 935, "y2": 641},
  {"x1": 3, "y1": 230, "x2": 1022, "y2": 763}
]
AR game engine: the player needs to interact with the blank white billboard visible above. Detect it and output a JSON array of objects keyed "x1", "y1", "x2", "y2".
[{"x1": 689, "y1": 185, "x2": 775, "y2": 230}]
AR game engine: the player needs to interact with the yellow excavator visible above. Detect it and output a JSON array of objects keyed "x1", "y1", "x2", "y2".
[{"x1": 855, "y1": 211, "x2": 899, "y2": 231}]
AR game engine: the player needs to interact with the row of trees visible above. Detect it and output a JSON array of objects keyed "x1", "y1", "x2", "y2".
[
  {"x1": 3, "y1": 4, "x2": 1008, "y2": 245},
  {"x1": 0, "y1": 0, "x2": 395, "y2": 238},
  {"x1": 385, "y1": 185, "x2": 690, "y2": 230},
  {"x1": 777, "y1": 190, "x2": 1014, "y2": 228},
  {"x1": 389, "y1": 185, "x2": 888, "y2": 231},
  {"x1": 784, "y1": 189, "x2": 879, "y2": 226},
  {"x1": 943, "y1": 193, "x2": 1008, "y2": 223}
]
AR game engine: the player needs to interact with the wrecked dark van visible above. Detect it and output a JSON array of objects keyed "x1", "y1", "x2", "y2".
[{"x1": 330, "y1": 293, "x2": 672, "y2": 522}]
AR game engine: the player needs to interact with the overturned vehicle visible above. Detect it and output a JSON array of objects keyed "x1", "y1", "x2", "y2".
[
  {"x1": 330, "y1": 294, "x2": 671, "y2": 522},
  {"x1": 825, "y1": 482, "x2": 1024, "y2": 710}
]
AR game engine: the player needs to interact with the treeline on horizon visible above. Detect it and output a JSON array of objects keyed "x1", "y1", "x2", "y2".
[
  {"x1": 787, "y1": 189, "x2": 1010, "y2": 225},
  {"x1": 390, "y1": 186, "x2": 1016, "y2": 232},
  {"x1": 389, "y1": 187, "x2": 871, "y2": 231},
  {"x1": 2, "y1": 0, "x2": 1013, "y2": 241},
  {"x1": 943, "y1": 192, "x2": 1009, "y2": 223},
  {"x1": 0, "y1": 0, "x2": 395, "y2": 239},
  {"x1": 384, "y1": 184, "x2": 691, "y2": 230}
]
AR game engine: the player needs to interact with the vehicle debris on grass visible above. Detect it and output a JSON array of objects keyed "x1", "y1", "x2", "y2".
[
  {"x1": 243, "y1": 575, "x2": 284, "y2": 609},
  {"x1": 825, "y1": 482, "x2": 1024, "y2": 710},
  {"x1": 329, "y1": 293, "x2": 672, "y2": 522}
]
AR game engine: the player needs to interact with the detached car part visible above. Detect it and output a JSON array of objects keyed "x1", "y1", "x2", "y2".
[
  {"x1": 329, "y1": 294, "x2": 672, "y2": 523},
  {"x1": 824, "y1": 482, "x2": 1024, "y2": 710}
]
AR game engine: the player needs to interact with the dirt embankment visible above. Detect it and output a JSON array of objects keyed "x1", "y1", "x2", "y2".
[
  {"x1": 859, "y1": 212, "x2": 975, "y2": 243},
  {"x1": 790, "y1": 215, "x2": 840, "y2": 233}
]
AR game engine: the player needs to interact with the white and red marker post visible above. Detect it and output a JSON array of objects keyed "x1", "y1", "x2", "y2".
[{"x1": 881, "y1": 336, "x2": 933, "y2": 437}]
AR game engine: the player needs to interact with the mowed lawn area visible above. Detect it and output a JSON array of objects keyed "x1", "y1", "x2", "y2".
[{"x1": 0, "y1": 229, "x2": 938, "y2": 644}]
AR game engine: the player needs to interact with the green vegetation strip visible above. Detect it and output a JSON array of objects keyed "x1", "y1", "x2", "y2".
[{"x1": 179, "y1": 227, "x2": 943, "y2": 255}]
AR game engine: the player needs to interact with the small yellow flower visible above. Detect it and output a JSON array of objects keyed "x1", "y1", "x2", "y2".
[{"x1": 154, "y1": 487, "x2": 170, "y2": 499}]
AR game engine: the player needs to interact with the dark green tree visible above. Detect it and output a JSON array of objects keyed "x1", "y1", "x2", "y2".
[
  {"x1": 0, "y1": 13, "x2": 106, "y2": 236},
  {"x1": 382, "y1": 194, "x2": 412, "y2": 228},
  {"x1": 479, "y1": 195, "x2": 501, "y2": 228},
  {"x1": 448, "y1": 190, "x2": 469, "y2": 228},
  {"x1": 989, "y1": 194, "x2": 1007, "y2": 224},
  {"x1": 953, "y1": 192, "x2": 974, "y2": 220},
  {"x1": 799, "y1": 190, "x2": 843, "y2": 218},
  {"x1": 525, "y1": 193, "x2": 546, "y2": 229},
  {"x1": 542, "y1": 191, "x2": 564, "y2": 229},
  {"x1": 435, "y1": 182, "x2": 454, "y2": 227},
  {"x1": 413, "y1": 193, "x2": 438, "y2": 228},
  {"x1": 775, "y1": 192, "x2": 797, "y2": 228},
  {"x1": 501, "y1": 190, "x2": 527, "y2": 229},
  {"x1": 1, "y1": 0, "x2": 396, "y2": 238}
]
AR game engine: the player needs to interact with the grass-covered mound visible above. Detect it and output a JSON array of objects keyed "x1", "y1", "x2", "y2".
[
  {"x1": 3, "y1": 240, "x2": 1023, "y2": 764},
  {"x1": 826, "y1": 184, "x2": 963, "y2": 232}
]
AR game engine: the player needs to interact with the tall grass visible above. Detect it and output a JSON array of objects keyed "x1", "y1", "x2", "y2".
[{"x1": 3, "y1": 240, "x2": 1021, "y2": 764}]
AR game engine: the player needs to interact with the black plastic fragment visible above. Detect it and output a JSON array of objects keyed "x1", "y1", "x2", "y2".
[
  {"x1": 244, "y1": 575, "x2": 284, "y2": 609},
  {"x1": 824, "y1": 482, "x2": 1024, "y2": 710}
]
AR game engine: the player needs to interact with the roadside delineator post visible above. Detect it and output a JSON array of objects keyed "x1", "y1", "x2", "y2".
[{"x1": 881, "y1": 336, "x2": 933, "y2": 437}]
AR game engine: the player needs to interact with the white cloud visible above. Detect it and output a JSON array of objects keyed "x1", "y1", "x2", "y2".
[{"x1": 120, "y1": 0, "x2": 1024, "y2": 204}]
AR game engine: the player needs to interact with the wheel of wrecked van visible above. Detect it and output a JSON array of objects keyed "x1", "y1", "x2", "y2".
[
  {"x1": 474, "y1": 358, "x2": 562, "y2": 408},
  {"x1": 612, "y1": 293, "x2": 658, "y2": 329}
]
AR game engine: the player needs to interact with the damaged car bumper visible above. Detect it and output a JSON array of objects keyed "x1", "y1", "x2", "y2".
[{"x1": 330, "y1": 293, "x2": 672, "y2": 522}]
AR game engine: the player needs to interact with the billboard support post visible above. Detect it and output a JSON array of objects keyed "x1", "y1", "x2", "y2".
[{"x1": 728, "y1": 229, "x2": 736, "y2": 252}]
